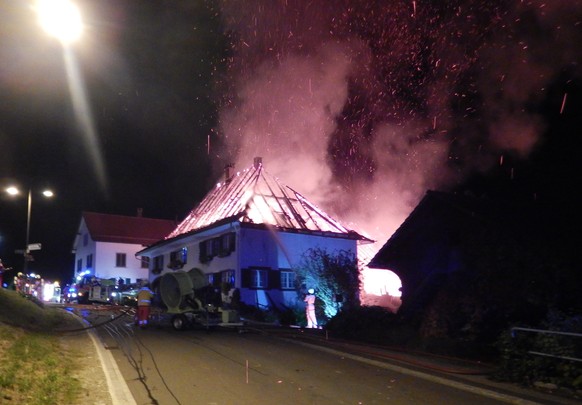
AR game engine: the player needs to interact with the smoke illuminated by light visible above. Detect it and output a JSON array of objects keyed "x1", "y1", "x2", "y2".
[
  {"x1": 213, "y1": 1, "x2": 582, "y2": 280},
  {"x1": 34, "y1": 0, "x2": 108, "y2": 194},
  {"x1": 62, "y1": 47, "x2": 108, "y2": 194}
]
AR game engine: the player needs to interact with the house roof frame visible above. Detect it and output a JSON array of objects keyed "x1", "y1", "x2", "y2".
[{"x1": 165, "y1": 159, "x2": 371, "y2": 242}]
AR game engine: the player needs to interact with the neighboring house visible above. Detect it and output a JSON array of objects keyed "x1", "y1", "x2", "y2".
[
  {"x1": 72, "y1": 211, "x2": 176, "y2": 284},
  {"x1": 367, "y1": 189, "x2": 582, "y2": 346},
  {"x1": 367, "y1": 190, "x2": 542, "y2": 314},
  {"x1": 138, "y1": 157, "x2": 371, "y2": 310}
]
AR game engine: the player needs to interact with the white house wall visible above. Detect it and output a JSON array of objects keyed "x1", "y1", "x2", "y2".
[
  {"x1": 144, "y1": 222, "x2": 358, "y2": 310},
  {"x1": 238, "y1": 227, "x2": 357, "y2": 269},
  {"x1": 95, "y1": 241, "x2": 149, "y2": 282},
  {"x1": 73, "y1": 219, "x2": 149, "y2": 284},
  {"x1": 237, "y1": 228, "x2": 357, "y2": 307},
  {"x1": 278, "y1": 232, "x2": 357, "y2": 268},
  {"x1": 237, "y1": 227, "x2": 277, "y2": 269},
  {"x1": 72, "y1": 219, "x2": 95, "y2": 278},
  {"x1": 146, "y1": 223, "x2": 237, "y2": 283}
]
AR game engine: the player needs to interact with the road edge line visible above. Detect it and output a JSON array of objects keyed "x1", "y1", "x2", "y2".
[
  {"x1": 288, "y1": 339, "x2": 542, "y2": 405},
  {"x1": 85, "y1": 325, "x2": 137, "y2": 405}
]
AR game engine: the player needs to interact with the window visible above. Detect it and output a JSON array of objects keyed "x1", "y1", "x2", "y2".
[
  {"x1": 200, "y1": 239, "x2": 216, "y2": 262},
  {"x1": 170, "y1": 248, "x2": 188, "y2": 269},
  {"x1": 219, "y1": 233, "x2": 236, "y2": 257},
  {"x1": 251, "y1": 269, "x2": 268, "y2": 289},
  {"x1": 199, "y1": 240, "x2": 209, "y2": 263},
  {"x1": 77, "y1": 259, "x2": 82, "y2": 273},
  {"x1": 200, "y1": 233, "x2": 236, "y2": 262},
  {"x1": 115, "y1": 253, "x2": 126, "y2": 268},
  {"x1": 242, "y1": 268, "x2": 275, "y2": 289},
  {"x1": 153, "y1": 255, "x2": 164, "y2": 273},
  {"x1": 140, "y1": 257, "x2": 150, "y2": 269},
  {"x1": 221, "y1": 270, "x2": 235, "y2": 286},
  {"x1": 83, "y1": 233, "x2": 88, "y2": 246},
  {"x1": 86, "y1": 254, "x2": 93, "y2": 269},
  {"x1": 280, "y1": 270, "x2": 295, "y2": 290},
  {"x1": 211, "y1": 238, "x2": 221, "y2": 256}
]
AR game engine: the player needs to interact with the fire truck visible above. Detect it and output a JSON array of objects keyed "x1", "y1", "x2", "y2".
[{"x1": 70, "y1": 275, "x2": 119, "y2": 304}]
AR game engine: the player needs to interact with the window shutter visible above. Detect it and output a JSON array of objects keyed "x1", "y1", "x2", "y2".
[
  {"x1": 269, "y1": 269, "x2": 281, "y2": 290},
  {"x1": 212, "y1": 238, "x2": 221, "y2": 256},
  {"x1": 199, "y1": 241, "x2": 208, "y2": 263},
  {"x1": 219, "y1": 234, "x2": 228, "y2": 257},
  {"x1": 212, "y1": 272, "x2": 221, "y2": 287},
  {"x1": 228, "y1": 232, "x2": 236, "y2": 253},
  {"x1": 241, "y1": 268, "x2": 251, "y2": 288}
]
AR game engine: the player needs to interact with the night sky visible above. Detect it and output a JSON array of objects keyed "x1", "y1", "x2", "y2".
[{"x1": 1, "y1": 0, "x2": 581, "y2": 283}]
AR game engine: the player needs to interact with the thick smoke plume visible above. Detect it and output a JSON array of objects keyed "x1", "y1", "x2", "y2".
[{"x1": 215, "y1": 0, "x2": 582, "y2": 243}]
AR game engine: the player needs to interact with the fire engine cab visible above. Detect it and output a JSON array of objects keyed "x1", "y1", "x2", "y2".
[{"x1": 71, "y1": 275, "x2": 117, "y2": 304}]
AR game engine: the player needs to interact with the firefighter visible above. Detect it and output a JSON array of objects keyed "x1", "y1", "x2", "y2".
[
  {"x1": 136, "y1": 282, "x2": 154, "y2": 328},
  {"x1": 304, "y1": 288, "x2": 318, "y2": 328},
  {"x1": 0, "y1": 259, "x2": 5, "y2": 287}
]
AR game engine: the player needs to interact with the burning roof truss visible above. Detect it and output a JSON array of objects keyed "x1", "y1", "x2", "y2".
[{"x1": 167, "y1": 158, "x2": 363, "y2": 239}]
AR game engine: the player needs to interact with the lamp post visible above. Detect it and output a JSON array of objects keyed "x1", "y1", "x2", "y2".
[{"x1": 5, "y1": 186, "x2": 54, "y2": 273}]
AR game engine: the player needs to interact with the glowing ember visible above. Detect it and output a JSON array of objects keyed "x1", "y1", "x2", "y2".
[
  {"x1": 560, "y1": 93, "x2": 568, "y2": 114},
  {"x1": 215, "y1": 0, "x2": 579, "y2": 260}
]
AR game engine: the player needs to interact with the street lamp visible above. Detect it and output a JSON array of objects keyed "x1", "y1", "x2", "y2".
[
  {"x1": 36, "y1": 0, "x2": 83, "y2": 45},
  {"x1": 34, "y1": 0, "x2": 108, "y2": 192},
  {"x1": 5, "y1": 186, "x2": 54, "y2": 273}
]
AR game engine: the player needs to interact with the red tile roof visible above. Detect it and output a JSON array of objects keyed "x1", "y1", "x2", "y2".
[{"x1": 82, "y1": 211, "x2": 176, "y2": 245}]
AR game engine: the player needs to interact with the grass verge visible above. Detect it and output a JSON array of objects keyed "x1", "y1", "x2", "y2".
[{"x1": 0, "y1": 288, "x2": 82, "y2": 404}]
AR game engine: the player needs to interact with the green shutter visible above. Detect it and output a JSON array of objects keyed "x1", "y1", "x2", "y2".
[
  {"x1": 269, "y1": 269, "x2": 280, "y2": 290},
  {"x1": 241, "y1": 268, "x2": 251, "y2": 288}
]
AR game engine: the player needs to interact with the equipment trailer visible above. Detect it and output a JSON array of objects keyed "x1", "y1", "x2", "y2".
[{"x1": 158, "y1": 268, "x2": 242, "y2": 331}]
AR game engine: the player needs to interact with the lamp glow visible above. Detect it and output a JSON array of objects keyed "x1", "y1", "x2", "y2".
[
  {"x1": 36, "y1": 0, "x2": 83, "y2": 44},
  {"x1": 6, "y1": 186, "x2": 19, "y2": 196}
]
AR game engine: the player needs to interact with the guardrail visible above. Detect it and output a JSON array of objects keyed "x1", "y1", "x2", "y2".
[{"x1": 511, "y1": 326, "x2": 582, "y2": 363}]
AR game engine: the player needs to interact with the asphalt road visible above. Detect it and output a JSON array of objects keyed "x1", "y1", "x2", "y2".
[{"x1": 77, "y1": 307, "x2": 564, "y2": 405}]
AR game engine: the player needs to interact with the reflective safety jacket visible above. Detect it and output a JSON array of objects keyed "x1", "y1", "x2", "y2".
[
  {"x1": 304, "y1": 294, "x2": 316, "y2": 309},
  {"x1": 137, "y1": 287, "x2": 154, "y2": 307}
]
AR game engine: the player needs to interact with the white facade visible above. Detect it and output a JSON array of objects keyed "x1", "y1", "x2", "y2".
[
  {"x1": 73, "y1": 218, "x2": 149, "y2": 283},
  {"x1": 141, "y1": 221, "x2": 358, "y2": 309}
]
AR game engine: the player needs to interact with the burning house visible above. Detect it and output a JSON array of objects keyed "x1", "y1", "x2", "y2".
[{"x1": 138, "y1": 157, "x2": 371, "y2": 310}]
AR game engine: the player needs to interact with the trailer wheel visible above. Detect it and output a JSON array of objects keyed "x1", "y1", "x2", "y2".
[{"x1": 171, "y1": 314, "x2": 188, "y2": 331}]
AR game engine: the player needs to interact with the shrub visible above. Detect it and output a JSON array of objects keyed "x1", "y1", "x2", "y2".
[
  {"x1": 294, "y1": 248, "x2": 360, "y2": 319},
  {"x1": 326, "y1": 306, "x2": 401, "y2": 343},
  {"x1": 494, "y1": 310, "x2": 582, "y2": 390},
  {"x1": 238, "y1": 302, "x2": 267, "y2": 322},
  {"x1": 278, "y1": 305, "x2": 300, "y2": 326}
]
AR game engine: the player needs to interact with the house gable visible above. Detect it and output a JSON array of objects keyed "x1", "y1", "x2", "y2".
[
  {"x1": 368, "y1": 190, "x2": 540, "y2": 311},
  {"x1": 72, "y1": 212, "x2": 176, "y2": 283}
]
